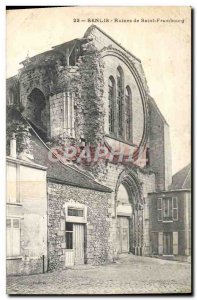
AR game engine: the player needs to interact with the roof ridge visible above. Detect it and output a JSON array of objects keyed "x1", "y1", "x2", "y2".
[
  {"x1": 148, "y1": 96, "x2": 168, "y2": 126},
  {"x1": 173, "y1": 163, "x2": 191, "y2": 177},
  {"x1": 182, "y1": 167, "x2": 191, "y2": 189},
  {"x1": 84, "y1": 24, "x2": 141, "y2": 63}
]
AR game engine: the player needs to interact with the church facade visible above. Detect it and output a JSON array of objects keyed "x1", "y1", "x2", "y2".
[{"x1": 6, "y1": 25, "x2": 172, "y2": 275}]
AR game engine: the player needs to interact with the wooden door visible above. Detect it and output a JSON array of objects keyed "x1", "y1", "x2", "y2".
[
  {"x1": 163, "y1": 232, "x2": 173, "y2": 255},
  {"x1": 117, "y1": 217, "x2": 130, "y2": 253},
  {"x1": 73, "y1": 223, "x2": 84, "y2": 265},
  {"x1": 65, "y1": 223, "x2": 85, "y2": 266}
]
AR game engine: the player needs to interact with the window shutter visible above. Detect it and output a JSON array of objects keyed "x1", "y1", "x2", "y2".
[
  {"x1": 172, "y1": 197, "x2": 178, "y2": 220},
  {"x1": 157, "y1": 198, "x2": 162, "y2": 221},
  {"x1": 173, "y1": 232, "x2": 178, "y2": 255},
  {"x1": 158, "y1": 232, "x2": 163, "y2": 254}
]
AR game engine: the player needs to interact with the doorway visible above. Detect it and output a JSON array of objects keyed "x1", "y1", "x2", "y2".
[
  {"x1": 65, "y1": 222, "x2": 85, "y2": 267},
  {"x1": 117, "y1": 217, "x2": 130, "y2": 253},
  {"x1": 163, "y1": 232, "x2": 173, "y2": 255}
]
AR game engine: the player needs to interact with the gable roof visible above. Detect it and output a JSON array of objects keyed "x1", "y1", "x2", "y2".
[
  {"x1": 7, "y1": 108, "x2": 112, "y2": 193},
  {"x1": 169, "y1": 164, "x2": 191, "y2": 190},
  {"x1": 84, "y1": 25, "x2": 141, "y2": 63}
]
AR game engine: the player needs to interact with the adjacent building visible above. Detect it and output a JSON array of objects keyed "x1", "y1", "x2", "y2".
[{"x1": 149, "y1": 164, "x2": 191, "y2": 258}]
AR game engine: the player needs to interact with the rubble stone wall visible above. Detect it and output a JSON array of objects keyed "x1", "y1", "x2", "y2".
[{"x1": 47, "y1": 181, "x2": 113, "y2": 270}]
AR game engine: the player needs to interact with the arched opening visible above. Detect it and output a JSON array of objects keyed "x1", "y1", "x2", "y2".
[
  {"x1": 117, "y1": 66, "x2": 124, "y2": 138},
  {"x1": 125, "y1": 85, "x2": 132, "y2": 142},
  {"x1": 108, "y1": 76, "x2": 116, "y2": 134},
  {"x1": 26, "y1": 88, "x2": 49, "y2": 135},
  {"x1": 8, "y1": 88, "x2": 15, "y2": 106},
  {"x1": 115, "y1": 170, "x2": 143, "y2": 256}
]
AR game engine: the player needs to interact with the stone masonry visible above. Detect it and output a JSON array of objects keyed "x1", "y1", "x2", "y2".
[{"x1": 47, "y1": 181, "x2": 113, "y2": 270}]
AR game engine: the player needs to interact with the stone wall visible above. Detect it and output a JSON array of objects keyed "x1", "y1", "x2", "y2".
[
  {"x1": 47, "y1": 181, "x2": 113, "y2": 270},
  {"x1": 148, "y1": 98, "x2": 167, "y2": 191},
  {"x1": 84, "y1": 25, "x2": 150, "y2": 95},
  {"x1": 49, "y1": 93, "x2": 64, "y2": 137},
  {"x1": 102, "y1": 54, "x2": 144, "y2": 145},
  {"x1": 71, "y1": 40, "x2": 105, "y2": 145},
  {"x1": 138, "y1": 170, "x2": 155, "y2": 255},
  {"x1": 97, "y1": 162, "x2": 155, "y2": 256}
]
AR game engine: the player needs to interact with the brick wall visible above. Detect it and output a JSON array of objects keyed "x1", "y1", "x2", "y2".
[{"x1": 47, "y1": 181, "x2": 113, "y2": 270}]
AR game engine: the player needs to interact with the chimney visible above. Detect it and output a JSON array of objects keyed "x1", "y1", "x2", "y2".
[{"x1": 10, "y1": 133, "x2": 17, "y2": 159}]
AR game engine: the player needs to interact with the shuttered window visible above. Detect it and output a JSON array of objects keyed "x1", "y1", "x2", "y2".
[
  {"x1": 6, "y1": 218, "x2": 20, "y2": 257},
  {"x1": 157, "y1": 197, "x2": 178, "y2": 222},
  {"x1": 163, "y1": 197, "x2": 173, "y2": 220}
]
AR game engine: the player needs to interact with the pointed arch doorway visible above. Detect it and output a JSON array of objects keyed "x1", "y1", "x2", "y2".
[{"x1": 115, "y1": 170, "x2": 144, "y2": 256}]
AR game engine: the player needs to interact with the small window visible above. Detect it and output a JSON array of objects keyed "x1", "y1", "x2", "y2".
[
  {"x1": 6, "y1": 218, "x2": 20, "y2": 257},
  {"x1": 68, "y1": 208, "x2": 83, "y2": 217}
]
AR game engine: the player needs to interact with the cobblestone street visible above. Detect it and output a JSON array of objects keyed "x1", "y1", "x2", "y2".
[{"x1": 7, "y1": 254, "x2": 191, "y2": 295}]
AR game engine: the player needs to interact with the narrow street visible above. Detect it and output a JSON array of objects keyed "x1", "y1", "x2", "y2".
[{"x1": 7, "y1": 254, "x2": 191, "y2": 295}]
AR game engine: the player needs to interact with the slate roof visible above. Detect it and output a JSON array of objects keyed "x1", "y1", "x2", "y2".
[
  {"x1": 30, "y1": 128, "x2": 112, "y2": 192},
  {"x1": 169, "y1": 164, "x2": 191, "y2": 190},
  {"x1": 7, "y1": 108, "x2": 112, "y2": 193},
  {"x1": 148, "y1": 96, "x2": 168, "y2": 126}
]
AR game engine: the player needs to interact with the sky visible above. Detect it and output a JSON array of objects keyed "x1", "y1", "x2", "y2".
[{"x1": 6, "y1": 6, "x2": 191, "y2": 175}]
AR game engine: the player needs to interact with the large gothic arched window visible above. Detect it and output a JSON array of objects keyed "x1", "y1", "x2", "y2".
[
  {"x1": 117, "y1": 66, "x2": 124, "y2": 137},
  {"x1": 108, "y1": 76, "x2": 116, "y2": 134},
  {"x1": 125, "y1": 85, "x2": 132, "y2": 142}
]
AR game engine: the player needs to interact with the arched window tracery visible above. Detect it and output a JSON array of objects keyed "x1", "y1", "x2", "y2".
[{"x1": 108, "y1": 76, "x2": 116, "y2": 134}]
